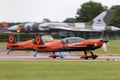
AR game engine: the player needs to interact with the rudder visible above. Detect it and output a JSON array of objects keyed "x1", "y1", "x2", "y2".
[
  {"x1": 8, "y1": 35, "x2": 17, "y2": 44},
  {"x1": 92, "y1": 10, "x2": 116, "y2": 30},
  {"x1": 33, "y1": 35, "x2": 44, "y2": 45}
]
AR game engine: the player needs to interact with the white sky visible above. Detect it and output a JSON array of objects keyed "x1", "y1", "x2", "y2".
[{"x1": 0, "y1": 0, "x2": 119, "y2": 22}]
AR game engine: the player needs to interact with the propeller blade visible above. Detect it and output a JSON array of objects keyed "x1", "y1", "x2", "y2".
[{"x1": 102, "y1": 42, "x2": 107, "y2": 52}]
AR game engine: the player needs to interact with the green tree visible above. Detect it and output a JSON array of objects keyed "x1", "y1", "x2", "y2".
[
  {"x1": 63, "y1": 18, "x2": 76, "y2": 23},
  {"x1": 110, "y1": 5, "x2": 120, "y2": 28},
  {"x1": 76, "y1": 1, "x2": 104, "y2": 22}
]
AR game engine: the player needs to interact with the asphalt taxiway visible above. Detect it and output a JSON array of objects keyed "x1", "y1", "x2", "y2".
[
  {"x1": 0, "y1": 48, "x2": 120, "y2": 61},
  {"x1": 0, "y1": 55, "x2": 120, "y2": 61}
]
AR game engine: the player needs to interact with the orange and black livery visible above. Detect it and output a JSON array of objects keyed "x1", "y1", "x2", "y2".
[
  {"x1": 6, "y1": 35, "x2": 108, "y2": 59},
  {"x1": 6, "y1": 35, "x2": 33, "y2": 54},
  {"x1": 32, "y1": 36, "x2": 108, "y2": 59}
]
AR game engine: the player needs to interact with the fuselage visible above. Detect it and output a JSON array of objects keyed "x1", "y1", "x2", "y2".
[
  {"x1": 37, "y1": 39, "x2": 103, "y2": 52},
  {"x1": 7, "y1": 37, "x2": 103, "y2": 53}
]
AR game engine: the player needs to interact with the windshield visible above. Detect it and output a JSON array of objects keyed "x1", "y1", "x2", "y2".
[{"x1": 61, "y1": 37, "x2": 84, "y2": 44}]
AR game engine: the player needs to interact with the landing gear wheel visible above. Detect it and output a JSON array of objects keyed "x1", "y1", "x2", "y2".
[
  {"x1": 80, "y1": 55, "x2": 88, "y2": 59},
  {"x1": 85, "y1": 57, "x2": 88, "y2": 59},
  {"x1": 7, "y1": 48, "x2": 13, "y2": 55},
  {"x1": 92, "y1": 55, "x2": 98, "y2": 59},
  {"x1": 81, "y1": 54, "x2": 98, "y2": 59},
  {"x1": 34, "y1": 55, "x2": 36, "y2": 57},
  {"x1": 60, "y1": 57, "x2": 64, "y2": 59},
  {"x1": 52, "y1": 56, "x2": 56, "y2": 59}
]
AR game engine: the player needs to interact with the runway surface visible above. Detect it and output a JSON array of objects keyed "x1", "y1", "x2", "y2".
[
  {"x1": 0, "y1": 55, "x2": 120, "y2": 61},
  {"x1": 0, "y1": 48, "x2": 120, "y2": 61}
]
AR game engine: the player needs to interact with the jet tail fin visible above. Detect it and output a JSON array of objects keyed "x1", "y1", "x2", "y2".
[
  {"x1": 102, "y1": 10, "x2": 116, "y2": 26},
  {"x1": 91, "y1": 10, "x2": 116, "y2": 30},
  {"x1": 8, "y1": 35, "x2": 17, "y2": 44}
]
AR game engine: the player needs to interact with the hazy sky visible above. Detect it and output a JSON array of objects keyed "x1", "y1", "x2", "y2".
[{"x1": 0, "y1": 0, "x2": 119, "y2": 22}]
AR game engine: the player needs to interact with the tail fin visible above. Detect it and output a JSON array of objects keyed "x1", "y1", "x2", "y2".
[
  {"x1": 33, "y1": 35, "x2": 46, "y2": 52},
  {"x1": 91, "y1": 10, "x2": 116, "y2": 30},
  {"x1": 8, "y1": 35, "x2": 17, "y2": 44},
  {"x1": 33, "y1": 36, "x2": 44, "y2": 45}
]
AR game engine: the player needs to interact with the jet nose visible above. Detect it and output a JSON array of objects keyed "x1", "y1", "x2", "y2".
[{"x1": 8, "y1": 25, "x2": 19, "y2": 31}]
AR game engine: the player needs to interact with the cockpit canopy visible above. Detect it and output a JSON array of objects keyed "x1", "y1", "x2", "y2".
[{"x1": 61, "y1": 37, "x2": 84, "y2": 44}]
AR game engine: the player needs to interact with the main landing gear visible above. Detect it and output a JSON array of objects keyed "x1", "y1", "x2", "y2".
[
  {"x1": 80, "y1": 50, "x2": 98, "y2": 59},
  {"x1": 7, "y1": 48, "x2": 14, "y2": 55},
  {"x1": 49, "y1": 52, "x2": 65, "y2": 59},
  {"x1": 33, "y1": 51, "x2": 39, "y2": 57}
]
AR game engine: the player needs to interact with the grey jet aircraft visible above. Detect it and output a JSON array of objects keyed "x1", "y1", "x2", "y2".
[{"x1": 8, "y1": 10, "x2": 120, "y2": 32}]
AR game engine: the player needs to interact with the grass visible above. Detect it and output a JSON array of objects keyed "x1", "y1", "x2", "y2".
[
  {"x1": 0, "y1": 60, "x2": 120, "y2": 80},
  {"x1": 0, "y1": 42, "x2": 6, "y2": 47}
]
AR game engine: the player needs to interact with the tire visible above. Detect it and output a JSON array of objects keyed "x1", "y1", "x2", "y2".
[
  {"x1": 53, "y1": 57, "x2": 56, "y2": 59},
  {"x1": 60, "y1": 57, "x2": 64, "y2": 59},
  {"x1": 85, "y1": 57, "x2": 88, "y2": 59}
]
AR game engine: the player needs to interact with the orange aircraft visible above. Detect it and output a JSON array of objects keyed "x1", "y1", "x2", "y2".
[
  {"x1": 6, "y1": 35, "x2": 34, "y2": 54},
  {"x1": 6, "y1": 35, "x2": 108, "y2": 59}
]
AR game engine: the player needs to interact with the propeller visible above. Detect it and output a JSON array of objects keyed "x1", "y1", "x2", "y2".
[
  {"x1": 102, "y1": 42, "x2": 107, "y2": 52},
  {"x1": 101, "y1": 39, "x2": 109, "y2": 52},
  {"x1": 100, "y1": 31, "x2": 109, "y2": 52}
]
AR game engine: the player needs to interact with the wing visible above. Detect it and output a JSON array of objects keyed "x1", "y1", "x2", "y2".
[
  {"x1": 69, "y1": 45, "x2": 87, "y2": 48},
  {"x1": 7, "y1": 44, "x2": 19, "y2": 47},
  {"x1": 69, "y1": 44, "x2": 94, "y2": 48}
]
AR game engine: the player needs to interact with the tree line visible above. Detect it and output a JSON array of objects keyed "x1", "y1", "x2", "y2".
[{"x1": 63, "y1": 1, "x2": 120, "y2": 28}]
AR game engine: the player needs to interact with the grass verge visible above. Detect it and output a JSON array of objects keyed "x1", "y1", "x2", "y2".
[{"x1": 0, "y1": 60, "x2": 120, "y2": 80}]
